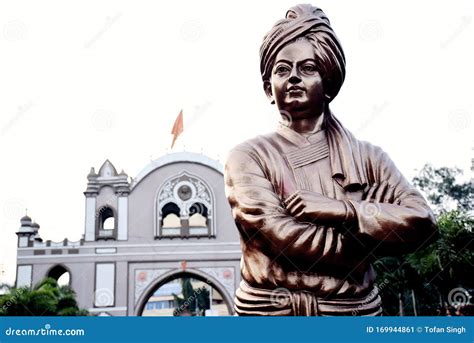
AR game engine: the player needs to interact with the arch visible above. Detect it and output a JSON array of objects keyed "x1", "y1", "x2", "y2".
[
  {"x1": 135, "y1": 269, "x2": 234, "y2": 316},
  {"x1": 155, "y1": 172, "x2": 214, "y2": 213},
  {"x1": 97, "y1": 206, "x2": 115, "y2": 228},
  {"x1": 131, "y1": 152, "x2": 223, "y2": 190},
  {"x1": 160, "y1": 202, "x2": 181, "y2": 236},
  {"x1": 154, "y1": 171, "x2": 216, "y2": 238},
  {"x1": 189, "y1": 202, "x2": 208, "y2": 218},
  {"x1": 189, "y1": 202, "x2": 208, "y2": 233},
  {"x1": 46, "y1": 264, "x2": 71, "y2": 286},
  {"x1": 161, "y1": 202, "x2": 181, "y2": 218},
  {"x1": 96, "y1": 206, "x2": 117, "y2": 239}
]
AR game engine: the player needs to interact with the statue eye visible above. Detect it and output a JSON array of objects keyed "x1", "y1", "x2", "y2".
[
  {"x1": 301, "y1": 64, "x2": 316, "y2": 73},
  {"x1": 275, "y1": 65, "x2": 290, "y2": 75}
]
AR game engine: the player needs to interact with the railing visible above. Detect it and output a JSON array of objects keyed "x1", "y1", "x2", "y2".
[{"x1": 98, "y1": 229, "x2": 115, "y2": 239}]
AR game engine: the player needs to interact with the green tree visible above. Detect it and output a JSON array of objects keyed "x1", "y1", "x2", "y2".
[
  {"x1": 172, "y1": 278, "x2": 210, "y2": 316},
  {"x1": 406, "y1": 211, "x2": 474, "y2": 314},
  {"x1": 0, "y1": 278, "x2": 88, "y2": 316},
  {"x1": 375, "y1": 165, "x2": 473, "y2": 316},
  {"x1": 412, "y1": 164, "x2": 473, "y2": 213}
]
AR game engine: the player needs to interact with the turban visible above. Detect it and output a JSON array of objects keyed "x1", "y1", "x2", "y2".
[{"x1": 260, "y1": 4, "x2": 346, "y2": 102}]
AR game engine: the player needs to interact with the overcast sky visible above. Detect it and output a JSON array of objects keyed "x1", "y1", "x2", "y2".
[{"x1": 1, "y1": 0, "x2": 473, "y2": 284}]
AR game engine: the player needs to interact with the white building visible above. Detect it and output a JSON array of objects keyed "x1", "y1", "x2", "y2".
[{"x1": 15, "y1": 152, "x2": 241, "y2": 316}]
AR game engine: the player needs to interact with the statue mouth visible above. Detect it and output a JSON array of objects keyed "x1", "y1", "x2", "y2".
[
  {"x1": 287, "y1": 86, "x2": 305, "y2": 93},
  {"x1": 287, "y1": 89, "x2": 305, "y2": 97}
]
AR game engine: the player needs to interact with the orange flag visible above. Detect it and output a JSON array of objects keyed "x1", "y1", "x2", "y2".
[{"x1": 171, "y1": 110, "x2": 183, "y2": 149}]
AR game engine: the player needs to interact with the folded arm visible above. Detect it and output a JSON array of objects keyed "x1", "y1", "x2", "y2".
[
  {"x1": 343, "y1": 150, "x2": 438, "y2": 255},
  {"x1": 283, "y1": 147, "x2": 437, "y2": 255},
  {"x1": 224, "y1": 145, "x2": 347, "y2": 264}
]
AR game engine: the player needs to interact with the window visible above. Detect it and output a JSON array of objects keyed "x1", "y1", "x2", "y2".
[
  {"x1": 163, "y1": 213, "x2": 180, "y2": 228},
  {"x1": 103, "y1": 217, "x2": 115, "y2": 230},
  {"x1": 97, "y1": 207, "x2": 116, "y2": 240},
  {"x1": 189, "y1": 213, "x2": 206, "y2": 227},
  {"x1": 156, "y1": 173, "x2": 214, "y2": 239},
  {"x1": 94, "y1": 263, "x2": 115, "y2": 307},
  {"x1": 47, "y1": 265, "x2": 71, "y2": 286},
  {"x1": 189, "y1": 203, "x2": 208, "y2": 235},
  {"x1": 160, "y1": 202, "x2": 181, "y2": 236}
]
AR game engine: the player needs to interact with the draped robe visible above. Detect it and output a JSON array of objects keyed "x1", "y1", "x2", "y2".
[{"x1": 224, "y1": 117, "x2": 437, "y2": 315}]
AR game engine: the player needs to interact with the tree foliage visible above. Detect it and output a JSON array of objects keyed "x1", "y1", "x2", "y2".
[
  {"x1": 172, "y1": 278, "x2": 210, "y2": 316},
  {"x1": 375, "y1": 164, "x2": 473, "y2": 316},
  {"x1": 0, "y1": 277, "x2": 88, "y2": 316},
  {"x1": 412, "y1": 164, "x2": 473, "y2": 213}
]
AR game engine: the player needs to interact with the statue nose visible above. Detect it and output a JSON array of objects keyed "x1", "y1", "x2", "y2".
[
  {"x1": 289, "y1": 67, "x2": 301, "y2": 84},
  {"x1": 289, "y1": 75, "x2": 301, "y2": 84}
]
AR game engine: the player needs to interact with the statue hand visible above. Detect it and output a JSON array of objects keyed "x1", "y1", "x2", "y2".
[
  {"x1": 284, "y1": 190, "x2": 346, "y2": 224},
  {"x1": 363, "y1": 181, "x2": 400, "y2": 204}
]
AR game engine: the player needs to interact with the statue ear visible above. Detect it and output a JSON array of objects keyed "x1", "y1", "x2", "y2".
[{"x1": 263, "y1": 81, "x2": 275, "y2": 105}]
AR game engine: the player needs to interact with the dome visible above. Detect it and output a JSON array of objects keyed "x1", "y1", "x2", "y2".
[
  {"x1": 20, "y1": 215, "x2": 32, "y2": 226},
  {"x1": 131, "y1": 152, "x2": 223, "y2": 189}
]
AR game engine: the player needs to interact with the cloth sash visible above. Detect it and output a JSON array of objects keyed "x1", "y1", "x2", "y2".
[{"x1": 234, "y1": 280, "x2": 382, "y2": 316}]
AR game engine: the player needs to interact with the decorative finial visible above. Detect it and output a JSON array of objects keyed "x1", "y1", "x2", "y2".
[{"x1": 98, "y1": 160, "x2": 118, "y2": 177}]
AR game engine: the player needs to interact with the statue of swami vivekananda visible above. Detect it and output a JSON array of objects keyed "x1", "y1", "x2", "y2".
[{"x1": 224, "y1": 4, "x2": 437, "y2": 316}]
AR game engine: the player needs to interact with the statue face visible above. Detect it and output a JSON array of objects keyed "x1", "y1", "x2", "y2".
[{"x1": 265, "y1": 39, "x2": 325, "y2": 122}]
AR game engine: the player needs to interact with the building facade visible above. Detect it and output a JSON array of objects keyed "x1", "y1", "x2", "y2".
[{"x1": 15, "y1": 152, "x2": 241, "y2": 316}]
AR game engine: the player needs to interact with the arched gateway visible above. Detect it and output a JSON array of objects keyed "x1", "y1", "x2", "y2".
[
  {"x1": 14, "y1": 153, "x2": 241, "y2": 316},
  {"x1": 135, "y1": 269, "x2": 234, "y2": 316}
]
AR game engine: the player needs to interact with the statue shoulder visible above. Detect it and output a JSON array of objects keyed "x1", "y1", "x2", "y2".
[
  {"x1": 357, "y1": 139, "x2": 385, "y2": 158},
  {"x1": 229, "y1": 132, "x2": 278, "y2": 155},
  {"x1": 226, "y1": 133, "x2": 279, "y2": 169},
  {"x1": 357, "y1": 140, "x2": 402, "y2": 177}
]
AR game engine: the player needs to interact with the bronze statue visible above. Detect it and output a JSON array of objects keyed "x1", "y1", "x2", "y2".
[{"x1": 224, "y1": 4, "x2": 437, "y2": 316}]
